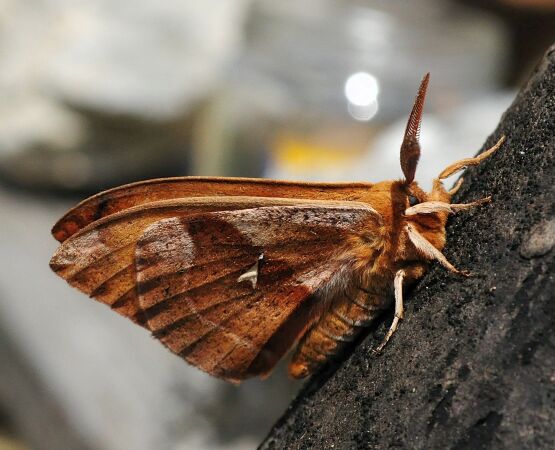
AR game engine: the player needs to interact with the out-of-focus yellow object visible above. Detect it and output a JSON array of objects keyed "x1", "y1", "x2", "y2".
[
  {"x1": 270, "y1": 128, "x2": 373, "y2": 180},
  {"x1": 275, "y1": 136, "x2": 355, "y2": 169},
  {"x1": 0, "y1": 434, "x2": 28, "y2": 450}
]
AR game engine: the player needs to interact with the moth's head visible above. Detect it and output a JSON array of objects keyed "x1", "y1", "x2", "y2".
[
  {"x1": 401, "y1": 179, "x2": 451, "y2": 247},
  {"x1": 388, "y1": 73, "x2": 501, "y2": 273}
]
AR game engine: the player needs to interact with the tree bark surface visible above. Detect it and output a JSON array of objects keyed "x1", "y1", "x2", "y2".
[{"x1": 261, "y1": 45, "x2": 555, "y2": 450}]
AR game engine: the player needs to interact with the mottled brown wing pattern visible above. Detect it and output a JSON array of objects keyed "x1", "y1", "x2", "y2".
[
  {"x1": 134, "y1": 205, "x2": 380, "y2": 382},
  {"x1": 51, "y1": 177, "x2": 375, "y2": 242},
  {"x1": 49, "y1": 197, "x2": 351, "y2": 325}
]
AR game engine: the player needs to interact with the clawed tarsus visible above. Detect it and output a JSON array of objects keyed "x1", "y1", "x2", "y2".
[{"x1": 450, "y1": 196, "x2": 491, "y2": 211}]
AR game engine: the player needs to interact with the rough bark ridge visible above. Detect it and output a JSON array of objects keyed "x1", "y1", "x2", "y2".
[{"x1": 261, "y1": 45, "x2": 555, "y2": 450}]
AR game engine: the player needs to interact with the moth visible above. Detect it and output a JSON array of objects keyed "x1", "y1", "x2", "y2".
[{"x1": 50, "y1": 74, "x2": 505, "y2": 383}]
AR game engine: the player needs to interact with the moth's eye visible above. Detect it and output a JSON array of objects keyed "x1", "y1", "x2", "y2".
[{"x1": 408, "y1": 195, "x2": 419, "y2": 206}]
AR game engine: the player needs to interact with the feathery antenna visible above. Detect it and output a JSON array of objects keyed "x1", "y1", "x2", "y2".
[{"x1": 400, "y1": 73, "x2": 430, "y2": 184}]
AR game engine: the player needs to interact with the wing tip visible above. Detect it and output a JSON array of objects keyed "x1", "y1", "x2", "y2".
[
  {"x1": 49, "y1": 244, "x2": 70, "y2": 274},
  {"x1": 51, "y1": 219, "x2": 75, "y2": 243}
]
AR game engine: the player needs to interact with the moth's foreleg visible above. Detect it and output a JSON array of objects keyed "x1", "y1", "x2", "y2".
[
  {"x1": 449, "y1": 196, "x2": 491, "y2": 212},
  {"x1": 405, "y1": 196, "x2": 491, "y2": 216},
  {"x1": 449, "y1": 177, "x2": 464, "y2": 195},
  {"x1": 437, "y1": 135, "x2": 505, "y2": 180},
  {"x1": 374, "y1": 269, "x2": 405, "y2": 353}
]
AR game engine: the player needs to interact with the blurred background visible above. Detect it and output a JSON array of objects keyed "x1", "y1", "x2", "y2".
[{"x1": 0, "y1": 0, "x2": 553, "y2": 449}]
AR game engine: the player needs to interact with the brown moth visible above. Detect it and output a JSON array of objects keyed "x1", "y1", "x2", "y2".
[{"x1": 50, "y1": 74, "x2": 505, "y2": 382}]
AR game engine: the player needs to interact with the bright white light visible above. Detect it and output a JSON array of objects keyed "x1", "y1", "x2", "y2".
[
  {"x1": 344, "y1": 72, "x2": 379, "y2": 107},
  {"x1": 348, "y1": 100, "x2": 379, "y2": 122}
]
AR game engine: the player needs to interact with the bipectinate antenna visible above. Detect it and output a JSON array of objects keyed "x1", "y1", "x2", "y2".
[{"x1": 400, "y1": 73, "x2": 430, "y2": 184}]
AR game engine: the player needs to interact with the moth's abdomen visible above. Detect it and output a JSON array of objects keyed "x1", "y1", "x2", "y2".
[{"x1": 288, "y1": 283, "x2": 389, "y2": 379}]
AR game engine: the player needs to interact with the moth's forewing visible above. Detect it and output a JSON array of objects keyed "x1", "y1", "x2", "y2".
[
  {"x1": 51, "y1": 177, "x2": 375, "y2": 242},
  {"x1": 50, "y1": 197, "x2": 364, "y2": 326},
  {"x1": 134, "y1": 205, "x2": 379, "y2": 382}
]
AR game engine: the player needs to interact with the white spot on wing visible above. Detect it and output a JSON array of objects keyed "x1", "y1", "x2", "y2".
[{"x1": 237, "y1": 254, "x2": 263, "y2": 288}]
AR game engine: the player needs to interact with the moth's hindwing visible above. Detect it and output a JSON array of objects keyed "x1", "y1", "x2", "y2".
[{"x1": 134, "y1": 205, "x2": 380, "y2": 382}]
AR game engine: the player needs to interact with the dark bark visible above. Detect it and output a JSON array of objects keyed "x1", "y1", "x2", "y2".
[{"x1": 261, "y1": 45, "x2": 555, "y2": 450}]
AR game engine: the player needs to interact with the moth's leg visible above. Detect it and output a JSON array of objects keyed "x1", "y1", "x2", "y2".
[
  {"x1": 433, "y1": 253, "x2": 471, "y2": 277},
  {"x1": 406, "y1": 224, "x2": 471, "y2": 276},
  {"x1": 405, "y1": 197, "x2": 491, "y2": 216},
  {"x1": 374, "y1": 269, "x2": 405, "y2": 353},
  {"x1": 448, "y1": 196, "x2": 492, "y2": 212},
  {"x1": 438, "y1": 135, "x2": 505, "y2": 180},
  {"x1": 449, "y1": 177, "x2": 464, "y2": 195}
]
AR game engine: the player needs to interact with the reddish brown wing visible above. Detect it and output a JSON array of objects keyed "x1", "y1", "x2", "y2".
[
  {"x1": 51, "y1": 177, "x2": 375, "y2": 242},
  {"x1": 134, "y1": 205, "x2": 380, "y2": 382},
  {"x1": 50, "y1": 197, "x2": 356, "y2": 325}
]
